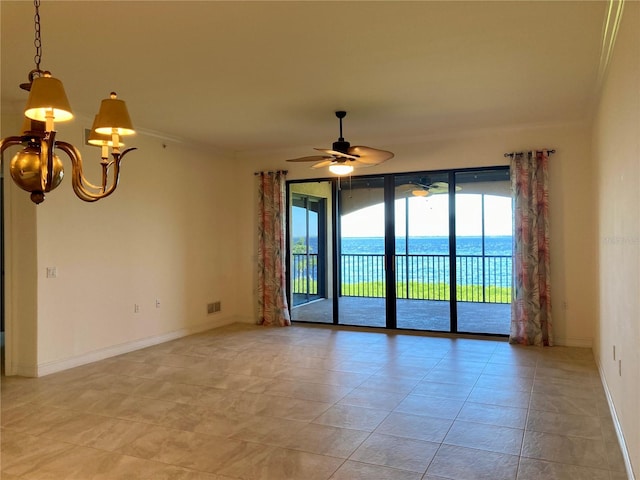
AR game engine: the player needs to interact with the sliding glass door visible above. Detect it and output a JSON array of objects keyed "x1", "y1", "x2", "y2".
[
  {"x1": 338, "y1": 176, "x2": 386, "y2": 327},
  {"x1": 455, "y1": 169, "x2": 512, "y2": 334},
  {"x1": 287, "y1": 166, "x2": 512, "y2": 335},
  {"x1": 289, "y1": 182, "x2": 333, "y2": 323},
  {"x1": 394, "y1": 173, "x2": 451, "y2": 331}
]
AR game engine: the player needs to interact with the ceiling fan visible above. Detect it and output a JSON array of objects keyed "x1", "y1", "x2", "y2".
[
  {"x1": 286, "y1": 111, "x2": 394, "y2": 175},
  {"x1": 399, "y1": 178, "x2": 462, "y2": 197}
]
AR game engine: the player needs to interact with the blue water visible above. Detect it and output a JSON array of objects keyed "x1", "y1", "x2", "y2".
[
  {"x1": 341, "y1": 236, "x2": 512, "y2": 256},
  {"x1": 294, "y1": 236, "x2": 512, "y2": 287},
  {"x1": 296, "y1": 236, "x2": 512, "y2": 256}
]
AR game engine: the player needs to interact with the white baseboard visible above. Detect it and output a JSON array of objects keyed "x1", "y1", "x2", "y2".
[
  {"x1": 36, "y1": 315, "x2": 238, "y2": 377},
  {"x1": 553, "y1": 336, "x2": 593, "y2": 348},
  {"x1": 597, "y1": 359, "x2": 636, "y2": 479},
  {"x1": 15, "y1": 362, "x2": 39, "y2": 377},
  {"x1": 234, "y1": 315, "x2": 258, "y2": 324}
]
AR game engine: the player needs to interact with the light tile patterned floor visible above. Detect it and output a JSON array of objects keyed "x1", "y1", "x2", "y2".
[{"x1": 1, "y1": 323, "x2": 630, "y2": 479}]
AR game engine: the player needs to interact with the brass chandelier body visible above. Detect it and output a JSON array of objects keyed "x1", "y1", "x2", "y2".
[{"x1": 0, "y1": 0, "x2": 136, "y2": 204}]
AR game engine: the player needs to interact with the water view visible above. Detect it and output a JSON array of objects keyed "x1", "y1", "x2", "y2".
[{"x1": 293, "y1": 235, "x2": 513, "y2": 303}]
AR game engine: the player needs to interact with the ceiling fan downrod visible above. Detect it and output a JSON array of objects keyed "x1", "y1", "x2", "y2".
[{"x1": 333, "y1": 111, "x2": 350, "y2": 154}]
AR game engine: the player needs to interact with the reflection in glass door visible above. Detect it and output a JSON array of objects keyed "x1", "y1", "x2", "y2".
[
  {"x1": 291, "y1": 194, "x2": 325, "y2": 306},
  {"x1": 394, "y1": 173, "x2": 452, "y2": 331},
  {"x1": 338, "y1": 177, "x2": 386, "y2": 327},
  {"x1": 289, "y1": 182, "x2": 333, "y2": 323},
  {"x1": 455, "y1": 169, "x2": 512, "y2": 334}
]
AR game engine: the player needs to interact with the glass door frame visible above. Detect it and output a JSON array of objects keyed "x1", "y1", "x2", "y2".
[
  {"x1": 286, "y1": 165, "x2": 510, "y2": 337},
  {"x1": 290, "y1": 193, "x2": 327, "y2": 306}
]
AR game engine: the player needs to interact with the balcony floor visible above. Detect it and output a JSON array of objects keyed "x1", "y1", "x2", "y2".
[{"x1": 292, "y1": 297, "x2": 510, "y2": 336}]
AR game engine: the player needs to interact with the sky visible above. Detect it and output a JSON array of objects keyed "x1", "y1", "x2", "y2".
[
  {"x1": 348, "y1": 194, "x2": 513, "y2": 237},
  {"x1": 293, "y1": 193, "x2": 513, "y2": 238}
]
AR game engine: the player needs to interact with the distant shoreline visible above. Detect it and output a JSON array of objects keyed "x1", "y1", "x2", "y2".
[{"x1": 341, "y1": 235, "x2": 513, "y2": 239}]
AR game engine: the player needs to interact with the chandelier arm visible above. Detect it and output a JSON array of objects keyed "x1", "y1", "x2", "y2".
[
  {"x1": 55, "y1": 141, "x2": 135, "y2": 202},
  {"x1": 0, "y1": 137, "x2": 26, "y2": 155},
  {"x1": 100, "y1": 148, "x2": 137, "y2": 198},
  {"x1": 54, "y1": 141, "x2": 103, "y2": 192},
  {"x1": 0, "y1": 138, "x2": 24, "y2": 190},
  {"x1": 88, "y1": 148, "x2": 137, "y2": 200},
  {"x1": 99, "y1": 159, "x2": 121, "y2": 193},
  {"x1": 54, "y1": 141, "x2": 108, "y2": 202},
  {"x1": 100, "y1": 160, "x2": 110, "y2": 193}
]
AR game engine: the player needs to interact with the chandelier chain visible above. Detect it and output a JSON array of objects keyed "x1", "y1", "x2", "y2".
[{"x1": 33, "y1": 0, "x2": 42, "y2": 72}]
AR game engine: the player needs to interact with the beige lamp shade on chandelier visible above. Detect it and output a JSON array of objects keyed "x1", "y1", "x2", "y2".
[
  {"x1": 23, "y1": 72, "x2": 74, "y2": 127},
  {"x1": 0, "y1": 0, "x2": 137, "y2": 204},
  {"x1": 93, "y1": 94, "x2": 135, "y2": 136}
]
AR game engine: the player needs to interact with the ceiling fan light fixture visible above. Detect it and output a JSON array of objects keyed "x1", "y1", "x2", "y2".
[
  {"x1": 329, "y1": 164, "x2": 354, "y2": 175},
  {"x1": 412, "y1": 189, "x2": 428, "y2": 197},
  {"x1": 285, "y1": 111, "x2": 394, "y2": 173}
]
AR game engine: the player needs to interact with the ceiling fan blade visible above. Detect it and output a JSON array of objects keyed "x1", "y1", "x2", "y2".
[
  {"x1": 351, "y1": 160, "x2": 374, "y2": 168},
  {"x1": 348, "y1": 146, "x2": 394, "y2": 165},
  {"x1": 314, "y1": 148, "x2": 359, "y2": 160},
  {"x1": 286, "y1": 155, "x2": 331, "y2": 162},
  {"x1": 428, "y1": 182, "x2": 462, "y2": 193},
  {"x1": 311, "y1": 159, "x2": 336, "y2": 169}
]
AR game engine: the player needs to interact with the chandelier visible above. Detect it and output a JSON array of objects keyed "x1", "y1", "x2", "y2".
[{"x1": 0, "y1": 0, "x2": 136, "y2": 204}]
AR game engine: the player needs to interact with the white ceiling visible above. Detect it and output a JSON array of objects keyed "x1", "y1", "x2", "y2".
[{"x1": 1, "y1": 1, "x2": 608, "y2": 157}]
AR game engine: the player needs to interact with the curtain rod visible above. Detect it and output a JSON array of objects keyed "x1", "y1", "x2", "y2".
[
  {"x1": 254, "y1": 170, "x2": 288, "y2": 175},
  {"x1": 504, "y1": 149, "x2": 556, "y2": 158}
]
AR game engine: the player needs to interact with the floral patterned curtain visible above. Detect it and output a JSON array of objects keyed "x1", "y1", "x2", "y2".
[
  {"x1": 257, "y1": 171, "x2": 291, "y2": 327},
  {"x1": 510, "y1": 150, "x2": 553, "y2": 346}
]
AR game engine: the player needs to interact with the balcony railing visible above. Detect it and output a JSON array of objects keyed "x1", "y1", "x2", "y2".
[
  {"x1": 293, "y1": 253, "x2": 512, "y2": 304},
  {"x1": 292, "y1": 253, "x2": 319, "y2": 295}
]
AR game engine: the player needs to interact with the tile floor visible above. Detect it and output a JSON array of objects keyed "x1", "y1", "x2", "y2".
[{"x1": 1, "y1": 323, "x2": 630, "y2": 480}]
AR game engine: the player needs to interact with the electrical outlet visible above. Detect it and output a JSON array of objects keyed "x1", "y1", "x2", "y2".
[
  {"x1": 46, "y1": 267, "x2": 57, "y2": 278},
  {"x1": 134, "y1": 304, "x2": 140, "y2": 313},
  {"x1": 155, "y1": 299, "x2": 161, "y2": 309}
]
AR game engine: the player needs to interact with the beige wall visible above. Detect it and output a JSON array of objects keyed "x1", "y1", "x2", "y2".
[
  {"x1": 593, "y1": 2, "x2": 639, "y2": 476},
  {"x1": 2, "y1": 106, "x2": 38, "y2": 376},
  {"x1": 2, "y1": 112, "x2": 242, "y2": 376}
]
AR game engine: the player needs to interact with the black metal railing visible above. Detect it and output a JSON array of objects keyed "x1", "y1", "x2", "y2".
[
  {"x1": 453, "y1": 255, "x2": 512, "y2": 303},
  {"x1": 292, "y1": 253, "x2": 319, "y2": 295},
  {"x1": 292, "y1": 253, "x2": 512, "y2": 304}
]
